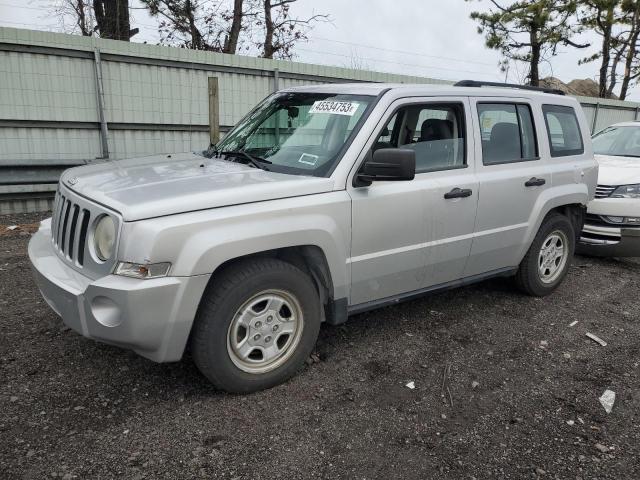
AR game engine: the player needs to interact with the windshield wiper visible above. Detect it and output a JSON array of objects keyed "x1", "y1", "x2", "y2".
[
  {"x1": 203, "y1": 144, "x2": 218, "y2": 158},
  {"x1": 219, "y1": 150, "x2": 272, "y2": 170}
]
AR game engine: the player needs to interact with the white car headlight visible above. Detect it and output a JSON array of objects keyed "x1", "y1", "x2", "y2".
[
  {"x1": 93, "y1": 215, "x2": 116, "y2": 261},
  {"x1": 115, "y1": 262, "x2": 171, "y2": 279},
  {"x1": 612, "y1": 184, "x2": 640, "y2": 198}
]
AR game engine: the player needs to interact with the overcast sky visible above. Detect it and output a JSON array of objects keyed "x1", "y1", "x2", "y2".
[{"x1": 1, "y1": 0, "x2": 635, "y2": 99}]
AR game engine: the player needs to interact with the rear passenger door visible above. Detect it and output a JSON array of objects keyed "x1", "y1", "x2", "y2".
[
  {"x1": 464, "y1": 98, "x2": 550, "y2": 276},
  {"x1": 541, "y1": 104, "x2": 591, "y2": 197}
]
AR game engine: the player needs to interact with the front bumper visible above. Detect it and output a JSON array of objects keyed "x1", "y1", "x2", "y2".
[
  {"x1": 578, "y1": 197, "x2": 640, "y2": 257},
  {"x1": 29, "y1": 219, "x2": 210, "y2": 362}
]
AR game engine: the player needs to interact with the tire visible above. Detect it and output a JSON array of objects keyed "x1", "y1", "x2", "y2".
[
  {"x1": 515, "y1": 213, "x2": 575, "y2": 297},
  {"x1": 190, "y1": 257, "x2": 321, "y2": 393}
]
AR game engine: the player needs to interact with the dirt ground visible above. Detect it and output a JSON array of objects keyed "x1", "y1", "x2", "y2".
[{"x1": 1, "y1": 212, "x2": 639, "y2": 480}]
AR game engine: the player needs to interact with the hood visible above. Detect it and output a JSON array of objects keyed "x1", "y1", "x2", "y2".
[
  {"x1": 595, "y1": 154, "x2": 640, "y2": 186},
  {"x1": 60, "y1": 152, "x2": 335, "y2": 221}
]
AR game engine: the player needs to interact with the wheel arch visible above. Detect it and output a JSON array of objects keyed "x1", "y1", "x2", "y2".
[
  {"x1": 200, "y1": 245, "x2": 348, "y2": 326},
  {"x1": 518, "y1": 184, "x2": 589, "y2": 262},
  {"x1": 545, "y1": 203, "x2": 586, "y2": 242}
]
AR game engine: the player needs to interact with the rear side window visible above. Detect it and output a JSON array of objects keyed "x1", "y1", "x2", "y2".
[
  {"x1": 477, "y1": 103, "x2": 538, "y2": 165},
  {"x1": 542, "y1": 105, "x2": 584, "y2": 157}
]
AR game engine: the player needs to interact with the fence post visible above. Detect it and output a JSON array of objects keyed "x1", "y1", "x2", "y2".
[
  {"x1": 591, "y1": 102, "x2": 600, "y2": 133},
  {"x1": 93, "y1": 48, "x2": 109, "y2": 160},
  {"x1": 208, "y1": 77, "x2": 220, "y2": 145}
]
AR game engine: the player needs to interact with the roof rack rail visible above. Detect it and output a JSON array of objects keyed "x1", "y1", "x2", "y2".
[{"x1": 454, "y1": 80, "x2": 566, "y2": 96}]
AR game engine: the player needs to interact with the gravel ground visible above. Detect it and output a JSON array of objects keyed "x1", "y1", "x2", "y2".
[{"x1": 1, "y1": 212, "x2": 639, "y2": 480}]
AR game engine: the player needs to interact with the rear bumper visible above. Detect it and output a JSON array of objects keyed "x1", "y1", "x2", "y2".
[{"x1": 29, "y1": 219, "x2": 210, "y2": 362}]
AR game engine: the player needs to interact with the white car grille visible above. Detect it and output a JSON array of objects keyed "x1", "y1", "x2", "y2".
[{"x1": 594, "y1": 185, "x2": 616, "y2": 199}]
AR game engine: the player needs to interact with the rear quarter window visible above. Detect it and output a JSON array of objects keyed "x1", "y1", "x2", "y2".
[{"x1": 542, "y1": 105, "x2": 584, "y2": 157}]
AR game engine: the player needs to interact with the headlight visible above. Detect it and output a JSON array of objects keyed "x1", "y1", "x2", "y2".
[
  {"x1": 115, "y1": 262, "x2": 171, "y2": 279},
  {"x1": 603, "y1": 215, "x2": 640, "y2": 225},
  {"x1": 612, "y1": 184, "x2": 640, "y2": 198},
  {"x1": 93, "y1": 215, "x2": 116, "y2": 261}
]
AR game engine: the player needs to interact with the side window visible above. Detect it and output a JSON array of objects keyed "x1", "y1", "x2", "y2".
[
  {"x1": 477, "y1": 103, "x2": 538, "y2": 165},
  {"x1": 373, "y1": 103, "x2": 466, "y2": 173},
  {"x1": 542, "y1": 105, "x2": 584, "y2": 157}
]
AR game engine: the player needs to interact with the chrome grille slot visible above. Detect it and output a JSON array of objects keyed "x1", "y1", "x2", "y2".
[
  {"x1": 59, "y1": 200, "x2": 71, "y2": 250},
  {"x1": 52, "y1": 194, "x2": 65, "y2": 244},
  {"x1": 67, "y1": 205, "x2": 80, "y2": 259},
  {"x1": 77, "y1": 209, "x2": 90, "y2": 266},
  {"x1": 51, "y1": 193, "x2": 60, "y2": 240},
  {"x1": 595, "y1": 185, "x2": 616, "y2": 199}
]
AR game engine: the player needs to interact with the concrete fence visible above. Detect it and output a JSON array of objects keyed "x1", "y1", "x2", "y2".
[{"x1": 1, "y1": 26, "x2": 638, "y2": 214}]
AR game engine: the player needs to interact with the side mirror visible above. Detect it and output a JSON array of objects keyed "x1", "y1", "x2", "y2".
[{"x1": 355, "y1": 148, "x2": 416, "y2": 187}]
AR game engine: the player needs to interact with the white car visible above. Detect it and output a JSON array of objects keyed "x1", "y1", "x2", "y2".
[{"x1": 580, "y1": 121, "x2": 640, "y2": 256}]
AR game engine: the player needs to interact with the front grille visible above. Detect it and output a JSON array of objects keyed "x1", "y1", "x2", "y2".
[
  {"x1": 49, "y1": 185, "x2": 120, "y2": 279},
  {"x1": 595, "y1": 185, "x2": 616, "y2": 198},
  {"x1": 51, "y1": 192, "x2": 92, "y2": 266}
]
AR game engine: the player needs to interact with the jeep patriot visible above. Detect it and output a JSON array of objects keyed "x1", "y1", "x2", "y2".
[{"x1": 29, "y1": 81, "x2": 598, "y2": 392}]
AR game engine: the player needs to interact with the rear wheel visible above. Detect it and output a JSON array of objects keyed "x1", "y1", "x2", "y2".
[
  {"x1": 515, "y1": 213, "x2": 575, "y2": 296},
  {"x1": 190, "y1": 258, "x2": 321, "y2": 393}
]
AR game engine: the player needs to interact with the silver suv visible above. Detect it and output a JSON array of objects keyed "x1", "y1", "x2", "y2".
[{"x1": 29, "y1": 81, "x2": 598, "y2": 392}]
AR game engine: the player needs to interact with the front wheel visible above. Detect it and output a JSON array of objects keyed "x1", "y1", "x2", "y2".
[
  {"x1": 515, "y1": 213, "x2": 575, "y2": 296},
  {"x1": 190, "y1": 258, "x2": 321, "y2": 393}
]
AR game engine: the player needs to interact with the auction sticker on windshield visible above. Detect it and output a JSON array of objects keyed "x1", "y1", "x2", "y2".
[{"x1": 309, "y1": 100, "x2": 359, "y2": 116}]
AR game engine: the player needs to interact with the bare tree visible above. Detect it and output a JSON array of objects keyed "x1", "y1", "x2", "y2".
[
  {"x1": 50, "y1": 0, "x2": 96, "y2": 36},
  {"x1": 261, "y1": 0, "x2": 328, "y2": 59},
  {"x1": 344, "y1": 47, "x2": 369, "y2": 70},
  {"x1": 141, "y1": 0, "x2": 254, "y2": 52},
  {"x1": 142, "y1": 0, "x2": 206, "y2": 49},
  {"x1": 93, "y1": 0, "x2": 138, "y2": 40},
  {"x1": 468, "y1": 0, "x2": 588, "y2": 86},
  {"x1": 140, "y1": 0, "x2": 327, "y2": 57},
  {"x1": 224, "y1": 0, "x2": 244, "y2": 52}
]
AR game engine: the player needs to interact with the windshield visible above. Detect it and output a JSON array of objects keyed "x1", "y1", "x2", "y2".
[
  {"x1": 592, "y1": 126, "x2": 640, "y2": 158},
  {"x1": 207, "y1": 92, "x2": 375, "y2": 176}
]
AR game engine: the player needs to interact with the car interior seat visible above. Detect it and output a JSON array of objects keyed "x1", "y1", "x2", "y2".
[{"x1": 486, "y1": 122, "x2": 520, "y2": 162}]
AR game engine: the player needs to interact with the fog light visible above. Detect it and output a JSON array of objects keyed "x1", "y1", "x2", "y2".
[
  {"x1": 604, "y1": 216, "x2": 624, "y2": 223},
  {"x1": 115, "y1": 262, "x2": 171, "y2": 279},
  {"x1": 91, "y1": 296, "x2": 122, "y2": 327}
]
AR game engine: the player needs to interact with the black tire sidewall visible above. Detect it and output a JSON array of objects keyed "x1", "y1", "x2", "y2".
[
  {"x1": 192, "y1": 260, "x2": 321, "y2": 393},
  {"x1": 524, "y1": 215, "x2": 575, "y2": 295}
]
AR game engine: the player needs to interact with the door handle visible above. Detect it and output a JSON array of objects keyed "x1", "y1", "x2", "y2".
[
  {"x1": 525, "y1": 177, "x2": 546, "y2": 187},
  {"x1": 444, "y1": 187, "x2": 473, "y2": 199}
]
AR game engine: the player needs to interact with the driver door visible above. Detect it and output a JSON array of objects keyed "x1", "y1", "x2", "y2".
[{"x1": 348, "y1": 97, "x2": 478, "y2": 307}]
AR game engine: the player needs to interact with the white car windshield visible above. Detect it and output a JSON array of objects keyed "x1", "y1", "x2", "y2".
[
  {"x1": 205, "y1": 92, "x2": 375, "y2": 177},
  {"x1": 592, "y1": 125, "x2": 640, "y2": 158}
]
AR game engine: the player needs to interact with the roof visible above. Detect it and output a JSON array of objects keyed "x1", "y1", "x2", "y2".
[{"x1": 282, "y1": 82, "x2": 577, "y2": 101}]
